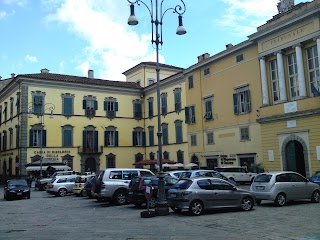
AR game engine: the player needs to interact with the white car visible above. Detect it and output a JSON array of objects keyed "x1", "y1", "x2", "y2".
[{"x1": 215, "y1": 166, "x2": 257, "y2": 184}]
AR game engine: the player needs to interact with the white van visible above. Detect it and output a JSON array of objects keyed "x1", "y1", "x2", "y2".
[
  {"x1": 92, "y1": 168, "x2": 154, "y2": 205},
  {"x1": 215, "y1": 166, "x2": 257, "y2": 184}
]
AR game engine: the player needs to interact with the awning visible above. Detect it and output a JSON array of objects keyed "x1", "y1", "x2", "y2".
[{"x1": 26, "y1": 165, "x2": 71, "y2": 171}]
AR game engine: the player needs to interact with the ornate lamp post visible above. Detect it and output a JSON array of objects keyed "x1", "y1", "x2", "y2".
[
  {"x1": 29, "y1": 102, "x2": 55, "y2": 179},
  {"x1": 127, "y1": 0, "x2": 187, "y2": 216}
]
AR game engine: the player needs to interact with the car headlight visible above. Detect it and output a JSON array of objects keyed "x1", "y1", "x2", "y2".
[
  {"x1": 9, "y1": 190, "x2": 16, "y2": 193},
  {"x1": 23, "y1": 190, "x2": 30, "y2": 192}
]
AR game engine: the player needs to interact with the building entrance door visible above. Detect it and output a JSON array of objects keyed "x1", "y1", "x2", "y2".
[
  {"x1": 285, "y1": 140, "x2": 306, "y2": 177},
  {"x1": 206, "y1": 159, "x2": 218, "y2": 169},
  {"x1": 85, "y1": 158, "x2": 96, "y2": 172}
]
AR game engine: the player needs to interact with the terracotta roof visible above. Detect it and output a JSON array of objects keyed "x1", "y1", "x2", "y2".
[{"x1": 18, "y1": 72, "x2": 143, "y2": 89}]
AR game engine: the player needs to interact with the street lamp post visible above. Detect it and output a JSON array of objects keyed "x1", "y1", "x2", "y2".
[
  {"x1": 29, "y1": 102, "x2": 55, "y2": 179},
  {"x1": 127, "y1": 0, "x2": 186, "y2": 216}
]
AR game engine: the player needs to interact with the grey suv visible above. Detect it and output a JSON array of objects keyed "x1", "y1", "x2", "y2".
[{"x1": 92, "y1": 168, "x2": 154, "y2": 205}]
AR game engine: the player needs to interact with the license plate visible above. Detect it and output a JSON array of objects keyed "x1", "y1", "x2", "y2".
[
  {"x1": 256, "y1": 186, "x2": 265, "y2": 190},
  {"x1": 17, "y1": 192, "x2": 22, "y2": 195}
]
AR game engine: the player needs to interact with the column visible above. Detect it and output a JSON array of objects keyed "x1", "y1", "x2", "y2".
[
  {"x1": 276, "y1": 51, "x2": 287, "y2": 101},
  {"x1": 259, "y1": 57, "x2": 269, "y2": 105},
  {"x1": 295, "y1": 44, "x2": 307, "y2": 97}
]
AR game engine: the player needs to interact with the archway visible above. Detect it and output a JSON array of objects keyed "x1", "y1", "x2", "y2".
[
  {"x1": 285, "y1": 140, "x2": 306, "y2": 176},
  {"x1": 85, "y1": 158, "x2": 96, "y2": 172}
]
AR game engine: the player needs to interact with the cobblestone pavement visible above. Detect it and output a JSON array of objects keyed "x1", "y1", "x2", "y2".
[{"x1": 0, "y1": 186, "x2": 319, "y2": 240}]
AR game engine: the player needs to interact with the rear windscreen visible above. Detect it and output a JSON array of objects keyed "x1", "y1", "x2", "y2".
[{"x1": 254, "y1": 174, "x2": 272, "y2": 182}]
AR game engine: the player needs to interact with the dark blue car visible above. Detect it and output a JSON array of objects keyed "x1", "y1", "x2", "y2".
[
  {"x1": 4, "y1": 179, "x2": 31, "y2": 201},
  {"x1": 310, "y1": 171, "x2": 320, "y2": 185}
]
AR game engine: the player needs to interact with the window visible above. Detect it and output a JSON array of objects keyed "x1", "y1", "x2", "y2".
[
  {"x1": 185, "y1": 106, "x2": 196, "y2": 124},
  {"x1": 161, "y1": 93, "x2": 168, "y2": 115},
  {"x1": 204, "y1": 68, "x2": 210, "y2": 76},
  {"x1": 287, "y1": 53, "x2": 299, "y2": 99},
  {"x1": 62, "y1": 125, "x2": 73, "y2": 147},
  {"x1": 207, "y1": 131, "x2": 214, "y2": 145},
  {"x1": 188, "y1": 75, "x2": 194, "y2": 89},
  {"x1": 175, "y1": 120, "x2": 183, "y2": 144},
  {"x1": 190, "y1": 134, "x2": 197, "y2": 146},
  {"x1": 233, "y1": 86, "x2": 251, "y2": 115},
  {"x1": 177, "y1": 150, "x2": 184, "y2": 164},
  {"x1": 203, "y1": 97, "x2": 213, "y2": 120},
  {"x1": 32, "y1": 93, "x2": 44, "y2": 115},
  {"x1": 15, "y1": 125, "x2": 20, "y2": 148},
  {"x1": 62, "y1": 94, "x2": 74, "y2": 116},
  {"x1": 163, "y1": 151, "x2": 170, "y2": 160},
  {"x1": 29, "y1": 125, "x2": 46, "y2": 147},
  {"x1": 240, "y1": 126, "x2": 250, "y2": 141},
  {"x1": 0, "y1": 106, "x2": 2, "y2": 124},
  {"x1": 306, "y1": 46, "x2": 320, "y2": 97},
  {"x1": 3, "y1": 102, "x2": 7, "y2": 121},
  {"x1": 162, "y1": 123, "x2": 169, "y2": 145},
  {"x1": 16, "y1": 92, "x2": 20, "y2": 114},
  {"x1": 148, "y1": 78, "x2": 155, "y2": 85},
  {"x1": 10, "y1": 98, "x2": 13, "y2": 119},
  {"x1": 148, "y1": 98, "x2": 154, "y2": 118},
  {"x1": 133, "y1": 100, "x2": 142, "y2": 119},
  {"x1": 104, "y1": 126, "x2": 118, "y2": 147},
  {"x1": 9, "y1": 128, "x2": 13, "y2": 149},
  {"x1": 83, "y1": 97, "x2": 97, "y2": 117},
  {"x1": 132, "y1": 127, "x2": 145, "y2": 146},
  {"x1": 82, "y1": 126, "x2": 98, "y2": 153},
  {"x1": 0, "y1": 133, "x2": 2, "y2": 151},
  {"x1": 174, "y1": 88, "x2": 182, "y2": 112},
  {"x1": 197, "y1": 179, "x2": 212, "y2": 190},
  {"x1": 270, "y1": 59, "x2": 280, "y2": 102},
  {"x1": 104, "y1": 98, "x2": 118, "y2": 118},
  {"x1": 106, "y1": 154, "x2": 116, "y2": 168},
  {"x1": 148, "y1": 126, "x2": 154, "y2": 146},
  {"x1": 236, "y1": 54, "x2": 244, "y2": 63}
]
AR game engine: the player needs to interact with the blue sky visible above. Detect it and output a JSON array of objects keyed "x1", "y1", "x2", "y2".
[{"x1": 0, "y1": 0, "x2": 305, "y2": 81}]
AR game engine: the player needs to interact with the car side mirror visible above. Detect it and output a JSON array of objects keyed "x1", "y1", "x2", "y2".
[{"x1": 232, "y1": 186, "x2": 237, "y2": 191}]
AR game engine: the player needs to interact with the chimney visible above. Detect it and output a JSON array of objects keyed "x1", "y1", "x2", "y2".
[
  {"x1": 226, "y1": 43, "x2": 233, "y2": 49},
  {"x1": 197, "y1": 53, "x2": 210, "y2": 63},
  {"x1": 11, "y1": 73, "x2": 15, "y2": 78},
  {"x1": 88, "y1": 69, "x2": 94, "y2": 79},
  {"x1": 41, "y1": 68, "x2": 50, "y2": 73}
]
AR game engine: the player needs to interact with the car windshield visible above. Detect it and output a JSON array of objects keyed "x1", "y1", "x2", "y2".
[
  {"x1": 171, "y1": 179, "x2": 192, "y2": 189},
  {"x1": 180, "y1": 172, "x2": 192, "y2": 178},
  {"x1": 8, "y1": 180, "x2": 28, "y2": 187},
  {"x1": 254, "y1": 174, "x2": 272, "y2": 182}
]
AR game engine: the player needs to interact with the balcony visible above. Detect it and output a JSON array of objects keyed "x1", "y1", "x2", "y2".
[{"x1": 78, "y1": 146, "x2": 103, "y2": 154}]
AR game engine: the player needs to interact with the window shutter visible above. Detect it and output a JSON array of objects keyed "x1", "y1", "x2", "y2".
[
  {"x1": 233, "y1": 93, "x2": 239, "y2": 115},
  {"x1": 29, "y1": 129, "x2": 33, "y2": 147},
  {"x1": 82, "y1": 131, "x2": 87, "y2": 152},
  {"x1": 104, "y1": 101, "x2": 107, "y2": 111},
  {"x1": 82, "y1": 100, "x2": 86, "y2": 109},
  {"x1": 104, "y1": 131, "x2": 107, "y2": 147},
  {"x1": 115, "y1": 102, "x2": 118, "y2": 111},
  {"x1": 185, "y1": 107, "x2": 190, "y2": 123},
  {"x1": 132, "y1": 132, "x2": 136, "y2": 146},
  {"x1": 245, "y1": 90, "x2": 251, "y2": 113},
  {"x1": 42, "y1": 130, "x2": 47, "y2": 147},
  {"x1": 94, "y1": 131, "x2": 98, "y2": 152},
  {"x1": 94, "y1": 100, "x2": 98, "y2": 110},
  {"x1": 142, "y1": 132, "x2": 146, "y2": 146},
  {"x1": 115, "y1": 131, "x2": 119, "y2": 146}
]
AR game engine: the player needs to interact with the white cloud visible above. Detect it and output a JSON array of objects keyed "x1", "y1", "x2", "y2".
[
  {"x1": 25, "y1": 54, "x2": 38, "y2": 63},
  {"x1": 45, "y1": 0, "x2": 164, "y2": 81},
  {"x1": 217, "y1": 0, "x2": 280, "y2": 37},
  {"x1": 0, "y1": 11, "x2": 8, "y2": 20},
  {"x1": 3, "y1": 0, "x2": 27, "y2": 7}
]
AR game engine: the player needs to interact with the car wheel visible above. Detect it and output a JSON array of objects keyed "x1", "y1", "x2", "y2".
[
  {"x1": 81, "y1": 189, "x2": 87, "y2": 197},
  {"x1": 171, "y1": 207, "x2": 182, "y2": 213},
  {"x1": 58, "y1": 188, "x2": 67, "y2": 197},
  {"x1": 148, "y1": 197, "x2": 157, "y2": 209},
  {"x1": 42, "y1": 183, "x2": 48, "y2": 191},
  {"x1": 311, "y1": 190, "x2": 320, "y2": 203},
  {"x1": 113, "y1": 190, "x2": 127, "y2": 205},
  {"x1": 189, "y1": 200, "x2": 203, "y2": 216},
  {"x1": 256, "y1": 199, "x2": 262, "y2": 205},
  {"x1": 241, "y1": 197, "x2": 254, "y2": 211},
  {"x1": 274, "y1": 193, "x2": 286, "y2": 207}
]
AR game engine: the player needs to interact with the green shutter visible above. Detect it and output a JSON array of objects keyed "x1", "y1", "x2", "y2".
[
  {"x1": 29, "y1": 129, "x2": 33, "y2": 147},
  {"x1": 104, "y1": 101, "x2": 107, "y2": 111},
  {"x1": 115, "y1": 131, "x2": 119, "y2": 146},
  {"x1": 104, "y1": 131, "x2": 107, "y2": 147},
  {"x1": 115, "y1": 102, "x2": 118, "y2": 111},
  {"x1": 233, "y1": 93, "x2": 239, "y2": 115},
  {"x1": 245, "y1": 90, "x2": 251, "y2": 113},
  {"x1": 185, "y1": 107, "x2": 189, "y2": 123},
  {"x1": 42, "y1": 130, "x2": 47, "y2": 147}
]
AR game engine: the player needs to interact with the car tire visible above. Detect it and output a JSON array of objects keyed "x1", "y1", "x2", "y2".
[
  {"x1": 241, "y1": 197, "x2": 254, "y2": 211},
  {"x1": 81, "y1": 189, "x2": 87, "y2": 197},
  {"x1": 311, "y1": 190, "x2": 320, "y2": 203},
  {"x1": 274, "y1": 193, "x2": 286, "y2": 207},
  {"x1": 148, "y1": 197, "x2": 157, "y2": 209},
  {"x1": 256, "y1": 199, "x2": 262, "y2": 205},
  {"x1": 189, "y1": 200, "x2": 203, "y2": 216},
  {"x1": 171, "y1": 207, "x2": 182, "y2": 213},
  {"x1": 58, "y1": 188, "x2": 67, "y2": 197},
  {"x1": 42, "y1": 183, "x2": 48, "y2": 191},
  {"x1": 113, "y1": 190, "x2": 127, "y2": 205}
]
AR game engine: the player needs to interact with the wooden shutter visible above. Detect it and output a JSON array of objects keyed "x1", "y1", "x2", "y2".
[
  {"x1": 94, "y1": 131, "x2": 98, "y2": 152},
  {"x1": 29, "y1": 129, "x2": 33, "y2": 147},
  {"x1": 233, "y1": 93, "x2": 239, "y2": 115},
  {"x1": 185, "y1": 107, "x2": 189, "y2": 123},
  {"x1": 245, "y1": 90, "x2": 251, "y2": 113},
  {"x1": 115, "y1": 131, "x2": 119, "y2": 146}
]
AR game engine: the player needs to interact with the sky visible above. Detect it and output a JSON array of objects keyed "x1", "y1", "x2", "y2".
[{"x1": 0, "y1": 0, "x2": 306, "y2": 81}]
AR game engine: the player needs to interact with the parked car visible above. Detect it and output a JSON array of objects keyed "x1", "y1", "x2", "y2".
[
  {"x1": 38, "y1": 170, "x2": 80, "y2": 191},
  {"x1": 179, "y1": 170, "x2": 237, "y2": 185},
  {"x1": 215, "y1": 166, "x2": 257, "y2": 184},
  {"x1": 47, "y1": 175, "x2": 78, "y2": 197},
  {"x1": 164, "y1": 170, "x2": 189, "y2": 179},
  {"x1": 92, "y1": 168, "x2": 155, "y2": 205},
  {"x1": 82, "y1": 176, "x2": 95, "y2": 198},
  {"x1": 250, "y1": 171, "x2": 320, "y2": 206},
  {"x1": 126, "y1": 176, "x2": 179, "y2": 208},
  {"x1": 4, "y1": 179, "x2": 31, "y2": 201},
  {"x1": 167, "y1": 177, "x2": 255, "y2": 216},
  {"x1": 73, "y1": 172, "x2": 96, "y2": 196},
  {"x1": 309, "y1": 171, "x2": 320, "y2": 185}
]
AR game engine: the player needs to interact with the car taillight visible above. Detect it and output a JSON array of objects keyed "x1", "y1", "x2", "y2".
[
  {"x1": 79, "y1": 178, "x2": 82, "y2": 183},
  {"x1": 182, "y1": 191, "x2": 192, "y2": 196},
  {"x1": 50, "y1": 184, "x2": 54, "y2": 188}
]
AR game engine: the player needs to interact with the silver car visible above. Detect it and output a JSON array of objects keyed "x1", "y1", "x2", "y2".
[
  {"x1": 46, "y1": 175, "x2": 78, "y2": 197},
  {"x1": 250, "y1": 171, "x2": 320, "y2": 206},
  {"x1": 167, "y1": 177, "x2": 255, "y2": 216}
]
